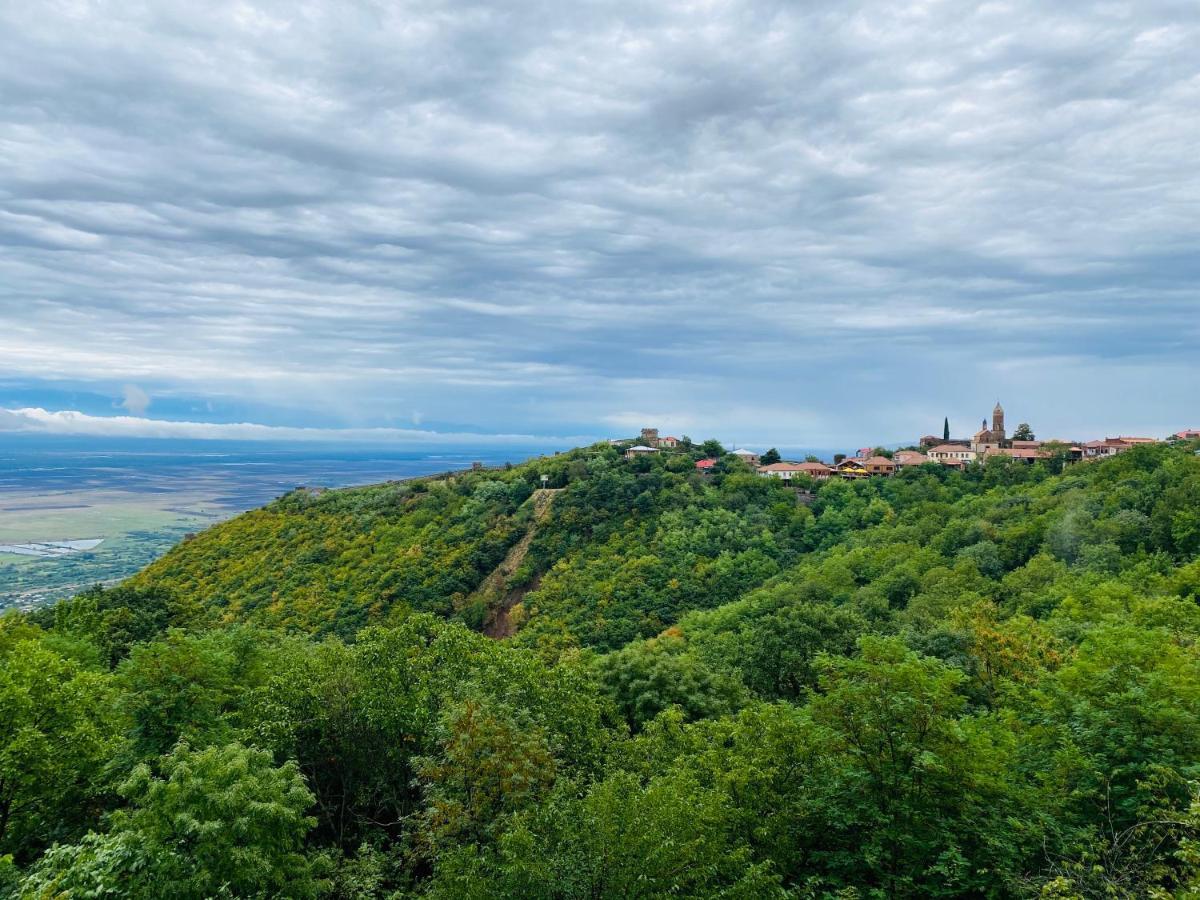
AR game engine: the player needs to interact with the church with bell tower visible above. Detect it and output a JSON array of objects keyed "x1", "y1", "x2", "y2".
[{"x1": 972, "y1": 402, "x2": 1008, "y2": 453}]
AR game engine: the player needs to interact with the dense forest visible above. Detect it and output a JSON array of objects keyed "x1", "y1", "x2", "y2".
[{"x1": 5, "y1": 437, "x2": 1200, "y2": 897}]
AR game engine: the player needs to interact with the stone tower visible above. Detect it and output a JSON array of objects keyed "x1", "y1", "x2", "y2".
[{"x1": 992, "y1": 402, "x2": 1005, "y2": 440}]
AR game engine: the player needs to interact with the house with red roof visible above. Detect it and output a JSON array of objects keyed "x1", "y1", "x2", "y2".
[
  {"x1": 988, "y1": 447, "x2": 1048, "y2": 463},
  {"x1": 926, "y1": 443, "x2": 977, "y2": 465},
  {"x1": 863, "y1": 456, "x2": 896, "y2": 476},
  {"x1": 757, "y1": 462, "x2": 809, "y2": 480},
  {"x1": 893, "y1": 450, "x2": 929, "y2": 468},
  {"x1": 794, "y1": 461, "x2": 834, "y2": 479}
]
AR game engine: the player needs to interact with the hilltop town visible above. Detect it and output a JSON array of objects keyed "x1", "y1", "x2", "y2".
[{"x1": 617, "y1": 404, "x2": 1200, "y2": 482}]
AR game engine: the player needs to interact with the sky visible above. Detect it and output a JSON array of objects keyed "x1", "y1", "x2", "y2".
[{"x1": 1, "y1": 0, "x2": 1198, "y2": 449}]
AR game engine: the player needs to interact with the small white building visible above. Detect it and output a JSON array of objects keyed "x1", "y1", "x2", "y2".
[
  {"x1": 624, "y1": 445, "x2": 660, "y2": 460},
  {"x1": 757, "y1": 462, "x2": 808, "y2": 480},
  {"x1": 730, "y1": 448, "x2": 760, "y2": 466}
]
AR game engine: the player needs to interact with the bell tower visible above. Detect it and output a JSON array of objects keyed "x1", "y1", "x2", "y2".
[{"x1": 992, "y1": 402, "x2": 1005, "y2": 440}]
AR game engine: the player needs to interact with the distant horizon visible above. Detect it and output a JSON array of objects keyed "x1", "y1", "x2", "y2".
[{"x1": 1, "y1": 404, "x2": 1192, "y2": 460}]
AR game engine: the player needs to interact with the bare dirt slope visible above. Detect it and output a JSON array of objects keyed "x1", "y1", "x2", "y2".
[{"x1": 478, "y1": 488, "x2": 560, "y2": 638}]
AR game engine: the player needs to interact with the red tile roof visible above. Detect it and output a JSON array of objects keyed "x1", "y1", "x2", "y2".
[
  {"x1": 695, "y1": 458, "x2": 717, "y2": 469},
  {"x1": 990, "y1": 448, "x2": 1046, "y2": 459},
  {"x1": 795, "y1": 462, "x2": 833, "y2": 472}
]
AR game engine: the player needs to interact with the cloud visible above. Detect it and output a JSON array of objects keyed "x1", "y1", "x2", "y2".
[
  {"x1": 0, "y1": 407, "x2": 583, "y2": 446},
  {"x1": 120, "y1": 384, "x2": 151, "y2": 416},
  {"x1": 0, "y1": 1, "x2": 1197, "y2": 443}
]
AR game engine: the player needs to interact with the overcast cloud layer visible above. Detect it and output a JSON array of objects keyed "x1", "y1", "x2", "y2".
[{"x1": 1, "y1": 0, "x2": 1198, "y2": 446}]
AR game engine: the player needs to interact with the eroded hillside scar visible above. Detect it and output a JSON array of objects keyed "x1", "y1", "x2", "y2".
[{"x1": 477, "y1": 487, "x2": 560, "y2": 638}]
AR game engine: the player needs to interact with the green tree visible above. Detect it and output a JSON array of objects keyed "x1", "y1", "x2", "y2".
[
  {"x1": 1046, "y1": 624, "x2": 1200, "y2": 830},
  {"x1": 0, "y1": 637, "x2": 120, "y2": 861},
  {"x1": 1151, "y1": 474, "x2": 1200, "y2": 558},
  {"x1": 415, "y1": 699, "x2": 557, "y2": 851},
  {"x1": 427, "y1": 771, "x2": 779, "y2": 899},
  {"x1": 117, "y1": 630, "x2": 239, "y2": 761},
  {"x1": 700, "y1": 601, "x2": 867, "y2": 700},
  {"x1": 803, "y1": 637, "x2": 1032, "y2": 895},
  {"x1": 944, "y1": 417, "x2": 950, "y2": 441},
  {"x1": 592, "y1": 635, "x2": 745, "y2": 731},
  {"x1": 1013, "y1": 423, "x2": 1035, "y2": 441},
  {"x1": 760, "y1": 448, "x2": 782, "y2": 466},
  {"x1": 36, "y1": 584, "x2": 184, "y2": 668},
  {"x1": 21, "y1": 742, "x2": 321, "y2": 899},
  {"x1": 250, "y1": 618, "x2": 607, "y2": 850}
]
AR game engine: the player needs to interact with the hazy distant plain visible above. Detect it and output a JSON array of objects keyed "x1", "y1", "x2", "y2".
[{"x1": 0, "y1": 439, "x2": 541, "y2": 609}]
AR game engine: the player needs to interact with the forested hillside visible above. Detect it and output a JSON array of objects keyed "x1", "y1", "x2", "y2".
[{"x1": 5, "y1": 439, "x2": 1200, "y2": 897}]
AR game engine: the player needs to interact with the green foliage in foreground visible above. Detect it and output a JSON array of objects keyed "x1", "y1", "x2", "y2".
[{"x1": 3, "y1": 439, "x2": 1200, "y2": 897}]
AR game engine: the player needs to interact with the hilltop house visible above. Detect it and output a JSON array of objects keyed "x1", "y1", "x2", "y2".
[
  {"x1": 893, "y1": 450, "x2": 929, "y2": 468},
  {"x1": 989, "y1": 447, "x2": 1048, "y2": 463},
  {"x1": 1082, "y1": 437, "x2": 1157, "y2": 459},
  {"x1": 863, "y1": 456, "x2": 895, "y2": 476},
  {"x1": 758, "y1": 461, "x2": 839, "y2": 482},
  {"x1": 624, "y1": 445, "x2": 659, "y2": 460},
  {"x1": 927, "y1": 444, "x2": 977, "y2": 465},
  {"x1": 1083, "y1": 439, "x2": 1128, "y2": 458},
  {"x1": 731, "y1": 448, "x2": 760, "y2": 466},
  {"x1": 757, "y1": 462, "x2": 808, "y2": 480},
  {"x1": 632, "y1": 428, "x2": 680, "y2": 449},
  {"x1": 795, "y1": 461, "x2": 833, "y2": 480},
  {"x1": 1177, "y1": 429, "x2": 1200, "y2": 440}
]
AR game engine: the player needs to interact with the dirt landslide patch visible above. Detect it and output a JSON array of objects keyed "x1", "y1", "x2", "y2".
[{"x1": 478, "y1": 488, "x2": 560, "y2": 638}]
